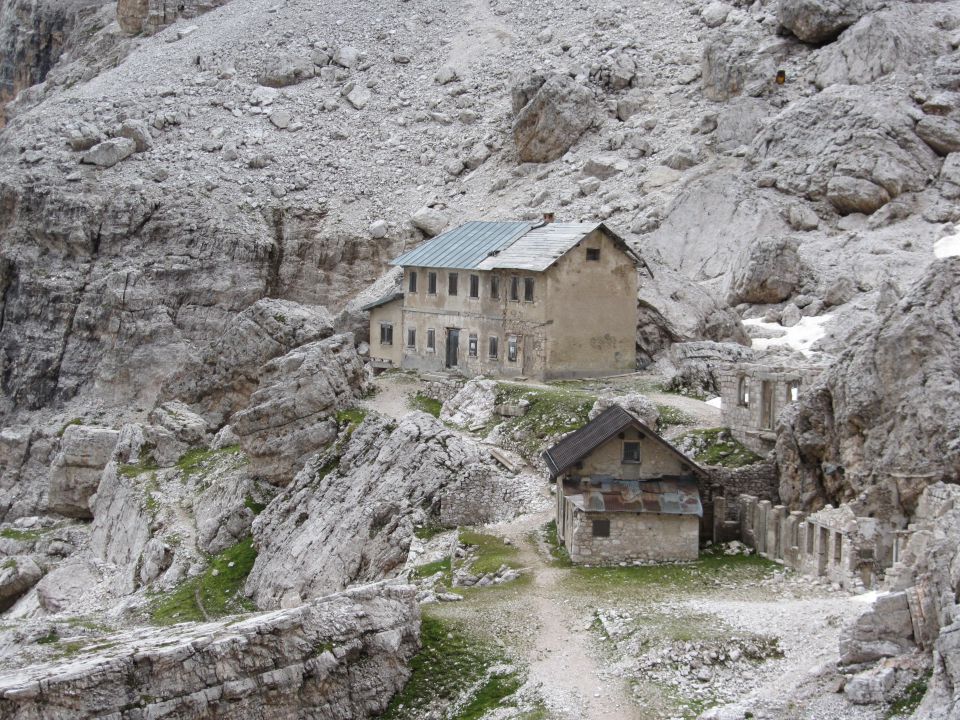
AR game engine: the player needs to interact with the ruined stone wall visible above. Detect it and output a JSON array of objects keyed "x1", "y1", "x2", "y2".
[
  {"x1": 440, "y1": 472, "x2": 543, "y2": 527},
  {"x1": 704, "y1": 460, "x2": 778, "y2": 503},
  {"x1": 0, "y1": 581, "x2": 419, "y2": 719}
]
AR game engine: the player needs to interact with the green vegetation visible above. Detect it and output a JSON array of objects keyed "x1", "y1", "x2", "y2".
[
  {"x1": 335, "y1": 407, "x2": 368, "y2": 431},
  {"x1": 37, "y1": 630, "x2": 59, "y2": 645},
  {"x1": 409, "y1": 393, "x2": 442, "y2": 417},
  {"x1": 460, "y1": 530, "x2": 520, "y2": 575},
  {"x1": 119, "y1": 443, "x2": 160, "y2": 478},
  {"x1": 493, "y1": 383, "x2": 595, "y2": 459},
  {"x1": 57, "y1": 418, "x2": 83, "y2": 437},
  {"x1": 381, "y1": 613, "x2": 522, "y2": 720},
  {"x1": 243, "y1": 494, "x2": 267, "y2": 516},
  {"x1": 674, "y1": 427, "x2": 763, "y2": 468},
  {"x1": 542, "y1": 520, "x2": 572, "y2": 567},
  {"x1": 413, "y1": 524, "x2": 447, "y2": 541},
  {"x1": 1, "y1": 558, "x2": 16, "y2": 570},
  {"x1": 887, "y1": 669, "x2": 932, "y2": 718},
  {"x1": 176, "y1": 445, "x2": 243, "y2": 480},
  {"x1": 149, "y1": 537, "x2": 257, "y2": 625},
  {"x1": 413, "y1": 558, "x2": 451, "y2": 582},
  {"x1": 655, "y1": 404, "x2": 696, "y2": 428},
  {"x1": 0, "y1": 527, "x2": 44, "y2": 541}
]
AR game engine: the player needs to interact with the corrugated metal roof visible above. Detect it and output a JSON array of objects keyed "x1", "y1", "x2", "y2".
[
  {"x1": 542, "y1": 405, "x2": 707, "y2": 479},
  {"x1": 563, "y1": 478, "x2": 703, "y2": 516},
  {"x1": 359, "y1": 291, "x2": 403, "y2": 312},
  {"x1": 476, "y1": 222, "x2": 603, "y2": 272},
  {"x1": 390, "y1": 221, "x2": 532, "y2": 270}
]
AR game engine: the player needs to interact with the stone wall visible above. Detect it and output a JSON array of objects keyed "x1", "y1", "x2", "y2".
[
  {"x1": 0, "y1": 580, "x2": 419, "y2": 719},
  {"x1": 704, "y1": 460, "x2": 778, "y2": 502},
  {"x1": 718, "y1": 362, "x2": 826, "y2": 455},
  {"x1": 440, "y1": 471, "x2": 543, "y2": 527}
]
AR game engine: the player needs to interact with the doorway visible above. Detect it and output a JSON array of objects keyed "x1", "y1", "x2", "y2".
[
  {"x1": 445, "y1": 328, "x2": 460, "y2": 368},
  {"x1": 761, "y1": 380, "x2": 775, "y2": 430}
]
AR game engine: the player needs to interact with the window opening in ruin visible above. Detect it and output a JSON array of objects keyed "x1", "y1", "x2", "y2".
[
  {"x1": 586, "y1": 248, "x2": 600, "y2": 261},
  {"x1": 469, "y1": 274, "x2": 479, "y2": 298},
  {"x1": 806, "y1": 522, "x2": 815, "y2": 553},
  {"x1": 787, "y1": 380, "x2": 800, "y2": 402},
  {"x1": 468, "y1": 334, "x2": 478, "y2": 357},
  {"x1": 592, "y1": 519, "x2": 610, "y2": 537},
  {"x1": 738, "y1": 377, "x2": 749, "y2": 407},
  {"x1": 379, "y1": 323, "x2": 393, "y2": 345},
  {"x1": 622, "y1": 442, "x2": 641, "y2": 464},
  {"x1": 488, "y1": 336, "x2": 499, "y2": 359},
  {"x1": 408, "y1": 271, "x2": 417, "y2": 293},
  {"x1": 427, "y1": 328, "x2": 436, "y2": 351},
  {"x1": 490, "y1": 275, "x2": 500, "y2": 299},
  {"x1": 834, "y1": 532, "x2": 842, "y2": 563},
  {"x1": 524, "y1": 277, "x2": 535, "y2": 302},
  {"x1": 507, "y1": 335, "x2": 518, "y2": 362},
  {"x1": 761, "y1": 380, "x2": 775, "y2": 430},
  {"x1": 406, "y1": 328, "x2": 416, "y2": 348},
  {"x1": 448, "y1": 273, "x2": 458, "y2": 296},
  {"x1": 428, "y1": 272, "x2": 437, "y2": 295}
]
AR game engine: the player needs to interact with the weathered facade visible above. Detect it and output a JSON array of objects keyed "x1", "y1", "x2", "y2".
[
  {"x1": 545, "y1": 406, "x2": 705, "y2": 564},
  {"x1": 367, "y1": 220, "x2": 640, "y2": 380},
  {"x1": 719, "y1": 362, "x2": 826, "y2": 454}
]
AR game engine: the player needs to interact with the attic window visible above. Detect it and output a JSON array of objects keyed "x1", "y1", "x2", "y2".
[
  {"x1": 622, "y1": 442, "x2": 641, "y2": 464},
  {"x1": 592, "y1": 519, "x2": 610, "y2": 537},
  {"x1": 586, "y1": 248, "x2": 601, "y2": 261}
]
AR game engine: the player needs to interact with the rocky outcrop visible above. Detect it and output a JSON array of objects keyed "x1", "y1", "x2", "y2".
[
  {"x1": 233, "y1": 333, "x2": 365, "y2": 485},
  {"x1": 511, "y1": 73, "x2": 599, "y2": 163},
  {"x1": 778, "y1": 0, "x2": 866, "y2": 44},
  {"x1": 776, "y1": 258, "x2": 960, "y2": 516},
  {"x1": 729, "y1": 237, "x2": 802, "y2": 304},
  {"x1": 162, "y1": 298, "x2": 334, "y2": 427},
  {"x1": 0, "y1": 555, "x2": 42, "y2": 611},
  {"x1": 0, "y1": 580, "x2": 419, "y2": 720},
  {"x1": 441, "y1": 378, "x2": 497, "y2": 429},
  {"x1": 116, "y1": 0, "x2": 229, "y2": 35},
  {"x1": 246, "y1": 412, "x2": 515, "y2": 609},
  {"x1": 589, "y1": 393, "x2": 660, "y2": 428},
  {"x1": 47, "y1": 425, "x2": 119, "y2": 518}
]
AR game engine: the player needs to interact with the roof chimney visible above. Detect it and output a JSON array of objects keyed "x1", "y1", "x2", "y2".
[{"x1": 542, "y1": 212, "x2": 555, "y2": 224}]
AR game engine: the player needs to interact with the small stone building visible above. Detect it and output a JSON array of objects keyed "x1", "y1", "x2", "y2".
[
  {"x1": 544, "y1": 405, "x2": 706, "y2": 564},
  {"x1": 367, "y1": 218, "x2": 641, "y2": 380},
  {"x1": 718, "y1": 362, "x2": 825, "y2": 454}
]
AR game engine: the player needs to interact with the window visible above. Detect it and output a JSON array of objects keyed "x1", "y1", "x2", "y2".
[
  {"x1": 586, "y1": 248, "x2": 601, "y2": 261},
  {"x1": 427, "y1": 272, "x2": 437, "y2": 295},
  {"x1": 469, "y1": 274, "x2": 479, "y2": 298},
  {"x1": 787, "y1": 380, "x2": 801, "y2": 403},
  {"x1": 379, "y1": 323, "x2": 393, "y2": 346},
  {"x1": 468, "y1": 334, "x2": 478, "y2": 357},
  {"x1": 448, "y1": 272, "x2": 458, "y2": 296},
  {"x1": 490, "y1": 275, "x2": 500, "y2": 299},
  {"x1": 426, "y1": 328, "x2": 436, "y2": 351},
  {"x1": 488, "y1": 336, "x2": 499, "y2": 359},
  {"x1": 592, "y1": 519, "x2": 610, "y2": 538},
  {"x1": 510, "y1": 276, "x2": 519, "y2": 301},
  {"x1": 408, "y1": 271, "x2": 417, "y2": 293},
  {"x1": 622, "y1": 442, "x2": 641, "y2": 464},
  {"x1": 406, "y1": 328, "x2": 416, "y2": 348},
  {"x1": 524, "y1": 277, "x2": 535, "y2": 302},
  {"x1": 806, "y1": 523, "x2": 815, "y2": 553},
  {"x1": 507, "y1": 335, "x2": 518, "y2": 362},
  {"x1": 834, "y1": 532, "x2": 843, "y2": 563},
  {"x1": 737, "y1": 376, "x2": 749, "y2": 407}
]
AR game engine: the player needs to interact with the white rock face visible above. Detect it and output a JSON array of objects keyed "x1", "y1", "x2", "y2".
[
  {"x1": 410, "y1": 206, "x2": 449, "y2": 237},
  {"x1": 246, "y1": 412, "x2": 518, "y2": 609},
  {"x1": 589, "y1": 394, "x2": 660, "y2": 428},
  {"x1": 34, "y1": 561, "x2": 98, "y2": 613},
  {"x1": 47, "y1": 425, "x2": 120, "y2": 518},
  {"x1": 233, "y1": 333, "x2": 365, "y2": 485},
  {"x1": 0, "y1": 556, "x2": 42, "y2": 610},
  {"x1": 441, "y1": 378, "x2": 498, "y2": 429},
  {"x1": 0, "y1": 581, "x2": 419, "y2": 720}
]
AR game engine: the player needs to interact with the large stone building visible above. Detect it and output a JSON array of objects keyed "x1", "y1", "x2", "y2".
[
  {"x1": 365, "y1": 219, "x2": 640, "y2": 380},
  {"x1": 545, "y1": 405, "x2": 706, "y2": 564}
]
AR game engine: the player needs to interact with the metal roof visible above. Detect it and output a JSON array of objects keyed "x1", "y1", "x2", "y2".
[
  {"x1": 359, "y1": 292, "x2": 403, "y2": 312},
  {"x1": 390, "y1": 221, "x2": 532, "y2": 270},
  {"x1": 476, "y1": 222, "x2": 604, "y2": 272},
  {"x1": 563, "y1": 478, "x2": 703, "y2": 516},
  {"x1": 542, "y1": 405, "x2": 707, "y2": 479}
]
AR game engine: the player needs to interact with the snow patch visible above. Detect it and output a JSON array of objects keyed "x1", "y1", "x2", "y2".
[
  {"x1": 706, "y1": 397, "x2": 722, "y2": 409},
  {"x1": 744, "y1": 314, "x2": 833, "y2": 355},
  {"x1": 934, "y1": 232, "x2": 960, "y2": 259}
]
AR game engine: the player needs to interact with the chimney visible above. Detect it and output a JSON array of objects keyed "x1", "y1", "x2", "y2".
[{"x1": 542, "y1": 212, "x2": 555, "y2": 224}]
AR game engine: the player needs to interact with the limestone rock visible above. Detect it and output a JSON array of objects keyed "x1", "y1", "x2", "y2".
[
  {"x1": 839, "y1": 591, "x2": 915, "y2": 665},
  {"x1": 511, "y1": 73, "x2": 599, "y2": 163},
  {"x1": 232, "y1": 333, "x2": 365, "y2": 485},
  {"x1": 333, "y1": 46, "x2": 361, "y2": 68},
  {"x1": 827, "y1": 175, "x2": 891, "y2": 215},
  {"x1": 34, "y1": 560, "x2": 98, "y2": 613},
  {"x1": 589, "y1": 394, "x2": 660, "y2": 428},
  {"x1": 259, "y1": 55, "x2": 315, "y2": 87},
  {"x1": 117, "y1": 0, "x2": 228, "y2": 34},
  {"x1": 162, "y1": 299, "x2": 334, "y2": 427},
  {"x1": 583, "y1": 154, "x2": 628, "y2": 179},
  {"x1": 47, "y1": 425, "x2": 119, "y2": 518},
  {"x1": 729, "y1": 237, "x2": 802, "y2": 304},
  {"x1": 714, "y1": 98, "x2": 768, "y2": 153},
  {"x1": 89, "y1": 463, "x2": 151, "y2": 593},
  {"x1": 246, "y1": 412, "x2": 515, "y2": 608},
  {"x1": 702, "y1": 29, "x2": 782, "y2": 101},
  {"x1": 845, "y1": 666, "x2": 896, "y2": 704},
  {"x1": 441, "y1": 378, "x2": 497, "y2": 429},
  {"x1": 702, "y1": 2, "x2": 730, "y2": 28},
  {"x1": 117, "y1": 119, "x2": 152, "y2": 153},
  {"x1": 410, "y1": 206, "x2": 449, "y2": 237},
  {"x1": 80, "y1": 138, "x2": 135, "y2": 168},
  {"x1": 778, "y1": 0, "x2": 865, "y2": 44},
  {"x1": 0, "y1": 581, "x2": 419, "y2": 720},
  {"x1": 0, "y1": 555, "x2": 42, "y2": 610},
  {"x1": 917, "y1": 116, "x2": 960, "y2": 157}
]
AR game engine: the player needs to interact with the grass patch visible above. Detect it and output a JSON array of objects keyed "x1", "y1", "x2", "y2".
[
  {"x1": 413, "y1": 557, "x2": 451, "y2": 581},
  {"x1": 460, "y1": 530, "x2": 520, "y2": 576},
  {"x1": 674, "y1": 428, "x2": 762, "y2": 468},
  {"x1": 0, "y1": 527, "x2": 44, "y2": 541},
  {"x1": 493, "y1": 383, "x2": 595, "y2": 460},
  {"x1": 887, "y1": 669, "x2": 932, "y2": 718},
  {"x1": 655, "y1": 404, "x2": 696, "y2": 428},
  {"x1": 335, "y1": 407, "x2": 368, "y2": 431},
  {"x1": 57, "y1": 418, "x2": 83, "y2": 437},
  {"x1": 176, "y1": 445, "x2": 243, "y2": 480},
  {"x1": 119, "y1": 443, "x2": 161, "y2": 478},
  {"x1": 243, "y1": 494, "x2": 266, "y2": 515},
  {"x1": 381, "y1": 613, "x2": 521, "y2": 720},
  {"x1": 542, "y1": 520, "x2": 572, "y2": 567},
  {"x1": 37, "y1": 630, "x2": 59, "y2": 645},
  {"x1": 414, "y1": 524, "x2": 447, "y2": 541},
  {"x1": 410, "y1": 393, "x2": 442, "y2": 417},
  {"x1": 149, "y1": 537, "x2": 257, "y2": 625},
  {"x1": 1, "y1": 558, "x2": 16, "y2": 570}
]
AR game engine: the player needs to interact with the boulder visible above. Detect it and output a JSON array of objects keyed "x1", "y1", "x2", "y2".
[
  {"x1": 511, "y1": 73, "x2": 599, "y2": 163},
  {"x1": 333, "y1": 46, "x2": 361, "y2": 68},
  {"x1": 582, "y1": 154, "x2": 628, "y2": 179},
  {"x1": 0, "y1": 555, "x2": 42, "y2": 610},
  {"x1": 410, "y1": 206, "x2": 449, "y2": 237},
  {"x1": 826, "y1": 175, "x2": 891, "y2": 215},
  {"x1": 441, "y1": 378, "x2": 498, "y2": 429},
  {"x1": 259, "y1": 55, "x2": 315, "y2": 87},
  {"x1": 729, "y1": 237, "x2": 802, "y2": 304},
  {"x1": 839, "y1": 591, "x2": 916, "y2": 665},
  {"x1": 844, "y1": 667, "x2": 896, "y2": 705},
  {"x1": 232, "y1": 333, "x2": 366, "y2": 485},
  {"x1": 117, "y1": 119, "x2": 153, "y2": 153},
  {"x1": 47, "y1": 425, "x2": 120, "y2": 518},
  {"x1": 89, "y1": 462, "x2": 151, "y2": 594},
  {"x1": 916, "y1": 116, "x2": 960, "y2": 157},
  {"x1": 702, "y1": 2, "x2": 730, "y2": 28},
  {"x1": 34, "y1": 561, "x2": 99, "y2": 613},
  {"x1": 589, "y1": 394, "x2": 660, "y2": 428},
  {"x1": 778, "y1": 0, "x2": 865, "y2": 44},
  {"x1": 80, "y1": 138, "x2": 136, "y2": 168},
  {"x1": 702, "y1": 29, "x2": 784, "y2": 101}
]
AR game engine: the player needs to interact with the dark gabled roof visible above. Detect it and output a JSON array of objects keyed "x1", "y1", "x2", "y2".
[
  {"x1": 359, "y1": 292, "x2": 403, "y2": 312},
  {"x1": 542, "y1": 405, "x2": 707, "y2": 479}
]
